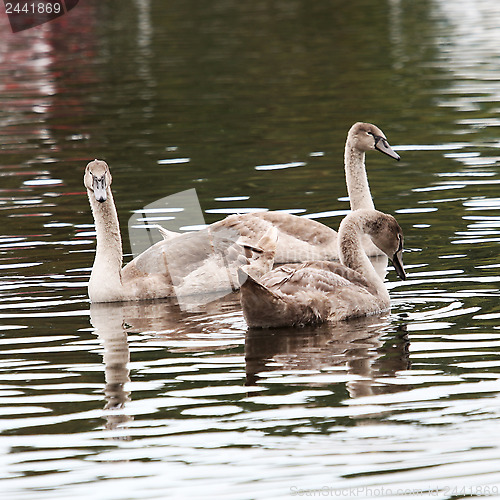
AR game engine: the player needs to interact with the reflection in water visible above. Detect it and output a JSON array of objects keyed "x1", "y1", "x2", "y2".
[
  {"x1": 245, "y1": 316, "x2": 410, "y2": 398},
  {"x1": 432, "y1": 0, "x2": 500, "y2": 135},
  {"x1": 5, "y1": 0, "x2": 500, "y2": 497},
  {"x1": 90, "y1": 304, "x2": 132, "y2": 432},
  {"x1": 89, "y1": 297, "x2": 243, "y2": 430},
  {"x1": 90, "y1": 296, "x2": 410, "y2": 432},
  {"x1": 96, "y1": 293, "x2": 243, "y2": 334}
]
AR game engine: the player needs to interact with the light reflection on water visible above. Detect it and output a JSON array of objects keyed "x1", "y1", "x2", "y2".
[{"x1": 2, "y1": 0, "x2": 500, "y2": 498}]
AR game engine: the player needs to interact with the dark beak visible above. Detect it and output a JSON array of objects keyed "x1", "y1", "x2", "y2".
[
  {"x1": 93, "y1": 175, "x2": 107, "y2": 203},
  {"x1": 392, "y1": 251, "x2": 406, "y2": 280},
  {"x1": 375, "y1": 137, "x2": 401, "y2": 161}
]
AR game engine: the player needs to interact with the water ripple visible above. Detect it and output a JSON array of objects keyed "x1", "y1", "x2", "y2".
[{"x1": 3, "y1": 0, "x2": 500, "y2": 498}]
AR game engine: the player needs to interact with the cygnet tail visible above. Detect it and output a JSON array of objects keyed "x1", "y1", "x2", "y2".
[
  {"x1": 156, "y1": 225, "x2": 181, "y2": 241},
  {"x1": 238, "y1": 269, "x2": 288, "y2": 328}
]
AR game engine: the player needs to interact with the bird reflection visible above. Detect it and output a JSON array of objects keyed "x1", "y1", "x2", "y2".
[
  {"x1": 243, "y1": 253, "x2": 410, "y2": 398},
  {"x1": 89, "y1": 294, "x2": 244, "y2": 432},
  {"x1": 90, "y1": 278, "x2": 410, "y2": 432},
  {"x1": 245, "y1": 315, "x2": 410, "y2": 399},
  {"x1": 90, "y1": 303, "x2": 133, "y2": 433}
]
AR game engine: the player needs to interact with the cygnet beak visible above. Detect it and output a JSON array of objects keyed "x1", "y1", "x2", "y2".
[
  {"x1": 93, "y1": 175, "x2": 107, "y2": 203},
  {"x1": 375, "y1": 136, "x2": 401, "y2": 161}
]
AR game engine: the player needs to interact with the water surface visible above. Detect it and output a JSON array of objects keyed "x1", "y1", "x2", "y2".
[{"x1": 1, "y1": 0, "x2": 500, "y2": 498}]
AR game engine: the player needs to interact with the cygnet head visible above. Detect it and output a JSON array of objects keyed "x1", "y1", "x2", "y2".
[
  {"x1": 84, "y1": 159, "x2": 112, "y2": 203},
  {"x1": 348, "y1": 122, "x2": 400, "y2": 161},
  {"x1": 364, "y1": 211, "x2": 406, "y2": 280}
]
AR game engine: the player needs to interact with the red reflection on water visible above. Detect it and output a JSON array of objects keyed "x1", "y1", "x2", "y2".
[{"x1": 0, "y1": 1, "x2": 97, "y2": 198}]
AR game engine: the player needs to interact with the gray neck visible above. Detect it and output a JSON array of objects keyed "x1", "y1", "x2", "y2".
[
  {"x1": 88, "y1": 189, "x2": 123, "y2": 284},
  {"x1": 344, "y1": 146, "x2": 375, "y2": 211},
  {"x1": 338, "y1": 218, "x2": 387, "y2": 298}
]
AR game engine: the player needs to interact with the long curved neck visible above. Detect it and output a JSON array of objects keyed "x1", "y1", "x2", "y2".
[
  {"x1": 88, "y1": 189, "x2": 124, "y2": 297},
  {"x1": 344, "y1": 144, "x2": 374, "y2": 211},
  {"x1": 338, "y1": 219, "x2": 387, "y2": 298}
]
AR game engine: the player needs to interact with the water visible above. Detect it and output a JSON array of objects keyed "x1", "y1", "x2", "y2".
[{"x1": 2, "y1": 0, "x2": 500, "y2": 498}]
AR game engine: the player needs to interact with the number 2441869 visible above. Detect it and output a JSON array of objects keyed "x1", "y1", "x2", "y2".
[{"x1": 5, "y1": 2, "x2": 62, "y2": 14}]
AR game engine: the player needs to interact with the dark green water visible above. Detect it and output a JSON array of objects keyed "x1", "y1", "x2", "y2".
[{"x1": 1, "y1": 0, "x2": 500, "y2": 498}]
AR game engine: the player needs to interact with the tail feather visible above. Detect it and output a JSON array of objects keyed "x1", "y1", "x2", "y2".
[
  {"x1": 239, "y1": 269, "x2": 289, "y2": 328},
  {"x1": 156, "y1": 225, "x2": 181, "y2": 241}
]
